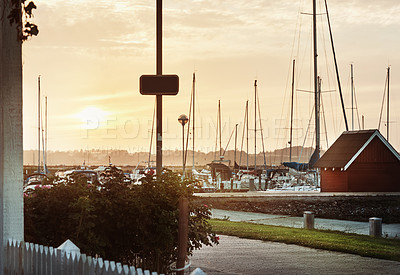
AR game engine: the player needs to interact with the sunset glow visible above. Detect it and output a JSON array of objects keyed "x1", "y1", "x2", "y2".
[
  {"x1": 76, "y1": 106, "x2": 110, "y2": 130},
  {"x1": 22, "y1": 0, "x2": 400, "y2": 154}
]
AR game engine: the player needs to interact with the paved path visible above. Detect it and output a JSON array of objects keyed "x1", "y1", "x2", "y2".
[
  {"x1": 187, "y1": 235, "x2": 400, "y2": 275},
  {"x1": 185, "y1": 209, "x2": 400, "y2": 274},
  {"x1": 211, "y1": 209, "x2": 400, "y2": 238}
]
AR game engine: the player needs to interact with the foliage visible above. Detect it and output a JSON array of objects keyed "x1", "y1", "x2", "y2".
[
  {"x1": 211, "y1": 219, "x2": 400, "y2": 262},
  {"x1": 24, "y1": 167, "x2": 218, "y2": 274},
  {"x1": 8, "y1": 0, "x2": 39, "y2": 41}
]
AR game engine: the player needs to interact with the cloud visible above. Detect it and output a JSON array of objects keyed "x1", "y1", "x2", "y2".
[
  {"x1": 79, "y1": 91, "x2": 133, "y2": 102},
  {"x1": 23, "y1": 0, "x2": 400, "y2": 152},
  {"x1": 322, "y1": 1, "x2": 400, "y2": 27},
  {"x1": 31, "y1": 0, "x2": 155, "y2": 57}
]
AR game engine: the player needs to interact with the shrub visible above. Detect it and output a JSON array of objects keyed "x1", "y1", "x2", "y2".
[{"x1": 24, "y1": 166, "x2": 218, "y2": 274}]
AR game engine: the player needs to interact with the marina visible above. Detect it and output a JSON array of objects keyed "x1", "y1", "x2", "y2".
[{"x1": 2, "y1": 0, "x2": 400, "y2": 273}]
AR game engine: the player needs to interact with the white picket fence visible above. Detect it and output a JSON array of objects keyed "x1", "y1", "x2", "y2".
[{"x1": 4, "y1": 239, "x2": 160, "y2": 275}]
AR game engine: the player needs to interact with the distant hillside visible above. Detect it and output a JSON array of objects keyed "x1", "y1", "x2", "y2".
[{"x1": 24, "y1": 146, "x2": 318, "y2": 167}]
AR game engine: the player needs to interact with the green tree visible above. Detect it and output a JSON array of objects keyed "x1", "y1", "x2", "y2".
[{"x1": 8, "y1": 0, "x2": 39, "y2": 41}]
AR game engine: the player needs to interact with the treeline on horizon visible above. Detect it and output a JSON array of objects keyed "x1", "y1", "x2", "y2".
[{"x1": 23, "y1": 146, "x2": 316, "y2": 167}]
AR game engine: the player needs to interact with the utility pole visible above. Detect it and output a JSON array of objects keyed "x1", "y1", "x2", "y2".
[
  {"x1": 139, "y1": 0, "x2": 179, "y2": 176},
  {"x1": 156, "y1": 0, "x2": 163, "y2": 175}
]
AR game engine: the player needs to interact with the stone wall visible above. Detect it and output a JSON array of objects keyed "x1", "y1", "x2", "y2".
[{"x1": 195, "y1": 195, "x2": 400, "y2": 223}]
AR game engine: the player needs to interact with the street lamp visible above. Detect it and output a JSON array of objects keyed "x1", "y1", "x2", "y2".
[{"x1": 178, "y1": 114, "x2": 189, "y2": 178}]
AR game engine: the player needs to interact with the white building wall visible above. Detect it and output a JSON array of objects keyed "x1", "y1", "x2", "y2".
[{"x1": 0, "y1": 1, "x2": 24, "y2": 272}]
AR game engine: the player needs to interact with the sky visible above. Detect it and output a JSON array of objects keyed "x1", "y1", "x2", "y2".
[{"x1": 22, "y1": 0, "x2": 400, "y2": 156}]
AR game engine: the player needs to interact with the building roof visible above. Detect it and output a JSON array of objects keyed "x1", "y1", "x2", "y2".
[{"x1": 314, "y1": 129, "x2": 400, "y2": 170}]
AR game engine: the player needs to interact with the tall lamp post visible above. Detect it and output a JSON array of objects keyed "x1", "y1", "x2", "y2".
[
  {"x1": 177, "y1": 114, "x2": 189, "y2": 274},
  {"x1": 178, "y1": 114, "x2": 188, "y2": 179}
]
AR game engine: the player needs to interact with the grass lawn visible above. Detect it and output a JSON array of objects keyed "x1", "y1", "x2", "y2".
[{"x1": 210, "y1": 219, "x2": 400, "y2": 262}]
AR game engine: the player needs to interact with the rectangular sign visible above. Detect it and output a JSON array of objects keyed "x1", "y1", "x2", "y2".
[{"x1": 140, "y1": 74, "x2": 179, "y2": 95}]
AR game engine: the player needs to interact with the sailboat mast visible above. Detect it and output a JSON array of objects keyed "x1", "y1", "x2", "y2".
[
  {"x1": 313, "y1": 0, "x2": 320, "y2": 160},
  {"x1": 192, "y1": 73, "x2": 195, "y2": 170},
  {"x1": 234, "y1": 123, "x2": 238, "y2": 171},
  {"x1": 324, "y1": 0, "x2": 348, "y2": 131},
  {"x1": 246, "y1": 100, "x2": 249, "y2": 171},
  {"x1": 148, "y1": 99, "x2": 156, "y2": 167},
  {"x1": 214, "y1": 101, "x2": 218, "y2": 161},
  {"x1": 254, "y1": 80, "x2": 257, "y2": 172},
  {"x1": 387, "y1": 66, "x2": 390, "y2": 141},
  {"x1": 45, "y1": 96, "x2": 48, "y2": 173},
  {"x1": 289, "y1": 59, "x2": 295, "y2": 162},
  {"x1": 257, "y1": 94, "x2": 268, "y2": 171},
  {"x1": 351, "y1": 64, "x2": 354, "y2": 131},
  {"x1": 219, "y1": 100, "x2": 222, "y2": 157},
  {"x1": 37, "y1": 76, "x2": 41, "y2": 173}
]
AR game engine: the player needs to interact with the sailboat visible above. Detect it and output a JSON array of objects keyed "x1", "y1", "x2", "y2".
[
  {"x1": 24, "y1": 76, "x2": 50, "y2": 189},
  {"x1": 182, "y1": 73, "x2": 216, "y2": 191},
  {"x1": 277, "y1": 0, "x2": 348, "y2": 189},
  {"x1": 233, "y1": 80, "x2": 269, "y2": 190}
]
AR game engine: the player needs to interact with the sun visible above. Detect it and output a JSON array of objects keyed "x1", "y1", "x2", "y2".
[{"x1": 76, "y1": 106, "x2": 110, "y2": 129}]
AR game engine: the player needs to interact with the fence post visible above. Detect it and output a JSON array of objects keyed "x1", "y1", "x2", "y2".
[
  {"x1": 129, "y1": 266, "x2": 136, "y2": 275},
  {"x1": 39, "y1": 244, "x2": 44, "y2": 274},
  {"x1": 87, "y1": 256, "x2": 94, "y2": 275},
  {"x1": 50, "y1": 247, "x2": 57, "y2": 275},
  {"x1": 24, "y1": 242, "x2": 30, "y2": 273},
  {"x1": 43, "y1": 246, "x2": 49, "y2": 275},
  {"x1": 369, "y1": 217, "x2": 382, "y2": 237},
  {"x1": 4, "y1": 239, "x2": 158, "y2": 275},
  {"x1": 29, "y1": 243, "x2": 35, "y2": 274},
  {"x1": 177, "y1": 197, "x2": 189, "y2": 275},
  {"x1": 303, "y1": 211, "x2": 315, "y2": 229},
  {"x1": 5, "y1": 240, "x2": 11, "y2": 273}
]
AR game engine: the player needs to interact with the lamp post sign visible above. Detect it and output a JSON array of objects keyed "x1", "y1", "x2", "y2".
[
  {"x1": 140, "y1": 0, "x2": 179, "y2": 175},
  {"x1": 140, "y1": 74, "x2": 179, "y2": 95}
]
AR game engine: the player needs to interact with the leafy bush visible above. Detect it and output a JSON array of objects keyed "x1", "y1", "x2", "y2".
[{"x1": 24, "y1": 166, "x2": 218, "y2": 273}]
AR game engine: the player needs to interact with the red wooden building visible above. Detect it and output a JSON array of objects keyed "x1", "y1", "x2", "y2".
[{"x1": 314, "y1": 130, "x2": 400, "y2": 192}]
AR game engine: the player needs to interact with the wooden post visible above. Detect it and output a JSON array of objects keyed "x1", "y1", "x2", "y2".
[
  {"x1": 0, "y1": 1, "x2": 24, "y2": 272},
  {"x1": 176, "y1": 197, "x2": 189, "y2": 275}
]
